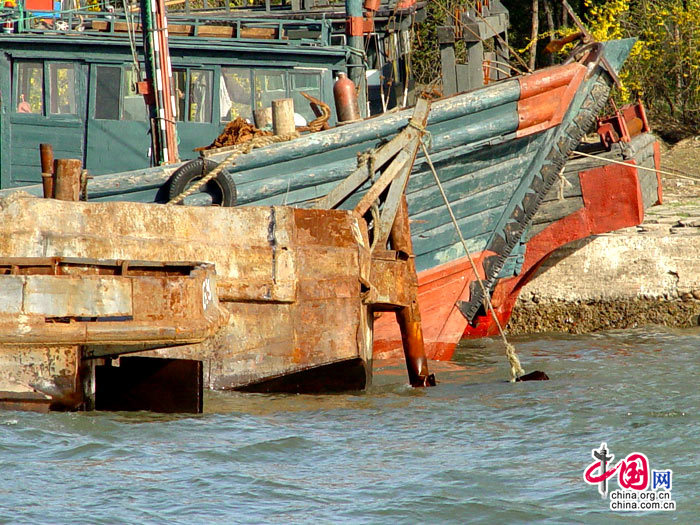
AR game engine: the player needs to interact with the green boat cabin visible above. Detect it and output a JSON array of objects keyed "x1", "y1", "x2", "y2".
[{"x1": 0, "y1": 27, "x2": 353, "y2": 187}]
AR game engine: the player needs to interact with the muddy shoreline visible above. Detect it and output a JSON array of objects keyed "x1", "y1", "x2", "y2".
[{"x1": 508, "y1": 297, "x2": 700, "y2": 335}]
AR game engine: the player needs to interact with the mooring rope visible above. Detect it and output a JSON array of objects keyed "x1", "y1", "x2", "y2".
[
  {"x1": 167, "y1": 132, "x2": 299, "y2": 205},
  {"x1": 571, "y1": 150, "x2": 700, "y2": 183},
  {"x1": 419, "y1": 140, "x2": 525, "y2": 382},
  {"x1": 557, "y1": 165, "x2": 572, "y2": 201}
]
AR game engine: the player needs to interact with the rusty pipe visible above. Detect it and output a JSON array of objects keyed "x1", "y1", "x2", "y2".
[
  {"x1": 39, "y1": 143, "x2": 55, "y2": 198},
  {"x1": 390, "y1": 196, "x2": 435, "y2": 387},
  {"x1": 54, "y1": 159, "x2": 83, "y2": 201},
  {"x1": 397, "y1": 303, "x2": 436, "y2": 387}
]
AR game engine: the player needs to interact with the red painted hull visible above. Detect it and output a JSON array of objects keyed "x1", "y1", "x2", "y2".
[{"x1": 373, "y1": 140, "x2": 662, "y2": 361}]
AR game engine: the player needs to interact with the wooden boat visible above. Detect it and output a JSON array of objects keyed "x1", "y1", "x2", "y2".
[
  {"x1": 375, "y1": 130, "x2": 662, "y2": 354},
  {"x1": 0, "y1": 32, "x2": 642, "y2": 358}
]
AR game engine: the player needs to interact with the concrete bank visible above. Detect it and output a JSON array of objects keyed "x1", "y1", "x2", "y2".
[{"x1": 508, "y1": 177, "x2": 700, "y2": 335}]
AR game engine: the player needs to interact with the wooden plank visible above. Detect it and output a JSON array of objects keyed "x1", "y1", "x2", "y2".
[
  {"x1": 408, "y1": 178, "x2": 521, "y2": 236},
  {"x1": 239, "y1": 27, "x2": 277, "y2": 39},
  {"x1": 210, "y1": 82, "x2": 519, "y2": 179},
  {"x1": 91, "y1": 20, "x2": 110, "y2": 32},
  {"x1": 199, "y1": 25, "x2": 235, "y2": 38},
  {"x1": 406, "y1": 139, "x2": 533, "y2": 195},
  {"x1": 530, "y1": 196, "x2": 584, "y2": 226},
  {"x1": 407, "y1": 164, "x2": 520, "y2": 220},
  {"x1": 312, "y1": 163, "x2": 370, "y2": 210},
  {"x1": 415, "y1": 232, "x2": 492, "y2": 273},
  {"x1": 353, "y1": 150, "x2": 411, "y2": 216},
  {"x1": 315, "y1": 97, "x2": 431, "y2": 210},
  {"x1": 412, "y1": 207, "x2": 504, "y2": 257},
  {"x1": 440, "y1": 44, "x2": 457, "y2": 97},
  {"x1": 373, "y1": 163, "x2": 411, "y2": 248}
]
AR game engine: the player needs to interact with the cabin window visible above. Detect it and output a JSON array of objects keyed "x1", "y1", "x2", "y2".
[
  {"x1": 254, "y1": 71, "x2": 287, "y2": 116},
  {"x1": 189, "y1": 71, "x2": 212, "y2": 123},
  {"x1": 94, "y1": 65, "x2": 149, "y2": 121},
  {"x1": 94, "y1": 65, "x2": 121, "y2": 120},
  {"x1": 122, "y1": 69, "x2": 147, "y2": 121},
  {"x1": 48, "y1": 63, "x2": 77, "y2": 115},
  {"x1": 16, "y1": 62, "x2": 44, "y2": 114},
  {"x1": 173, "y1": 68, "x2": 213, "y2": 123},
  {"x1": 290, "y1": 71, "x2": 321, "y2": 124},
  {"x1": 217, "y1": 67, "x2": 324, "y2": 126},
  {"x1": 220, "y1": 67, "x2": 252, "y2": 123}
]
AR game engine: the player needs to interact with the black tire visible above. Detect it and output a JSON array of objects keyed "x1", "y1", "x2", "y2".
[{"x1": 167, "y1": 157, "x2": 237, "y2": 207}]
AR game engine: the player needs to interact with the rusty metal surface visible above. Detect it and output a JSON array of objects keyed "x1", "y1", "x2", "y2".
[
  {"x1": 0, "y1": 257, "x2": 227, "y2": 348},
  {"x1": 0, "y1": 119, "x2": 433, "y2": 406},
  {"x1": 0, "y1": 344, "x2": 81, "y2": 411},
  {"x1": 388, "y1": 197, "x2": 434, "y2": 387},
  {"x1": 0, "y1": 195, "x2": 374, "y2": 394}
]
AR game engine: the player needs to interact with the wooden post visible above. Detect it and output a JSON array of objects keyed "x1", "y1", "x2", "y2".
[
  {"x1": 544, "y1": 0, "x2": 555, "y2": 66},
  {"x1": 390, "y1": 196, "x2": 435, "y2": 387},
  {"x1": 438, "y1": 26, "x2": 457, "y2": 96},
  {"x1": 39, "y1": 143, "x2": 55, "y2": 198},
  {"x1": 272, "y1": 98, "x2": 295, "y2": 136},
  {"x1": 254, "y1": 107, "x2": 273, "y2": 129},
  {"x1": 54, "y1": 159, "x2": 83, "y2": 201}
]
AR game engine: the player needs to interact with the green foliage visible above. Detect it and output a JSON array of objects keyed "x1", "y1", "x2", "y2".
[
  {"x1": 619, "y1": 0, "x2": 700, "y2": 134},
  {"x1": 411, "y1": 0, "x2": 474, "y2": 85},
  {"x1": 411, "y1": 0, "x2": 700, "y2": 136}
]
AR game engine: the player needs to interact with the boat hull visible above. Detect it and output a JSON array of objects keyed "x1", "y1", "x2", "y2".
[
  {"x1": 373, "y1": 132, "x2": 662, "y2": 359},
  {"x1": 0, "y1": 41, "x2": 639, "y2": 365}
]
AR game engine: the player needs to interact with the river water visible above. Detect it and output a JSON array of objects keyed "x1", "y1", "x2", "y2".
[{"x1": 0, "y1": 326, "x2": 697, "y2": 523}]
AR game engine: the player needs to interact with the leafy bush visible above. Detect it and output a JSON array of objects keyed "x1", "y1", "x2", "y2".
[{"x1": 411, "y1": 0, "x2": 700, "y2": 136}]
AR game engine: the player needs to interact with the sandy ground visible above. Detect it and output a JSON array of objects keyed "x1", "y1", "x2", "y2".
[{"x1": 659, "y1": 137, "x2": 700, "y2": 203}]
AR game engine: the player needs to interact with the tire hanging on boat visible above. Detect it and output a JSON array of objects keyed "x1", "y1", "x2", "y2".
[{"x1": 167, "y1": 158, "x2": 238, "y2": 207}]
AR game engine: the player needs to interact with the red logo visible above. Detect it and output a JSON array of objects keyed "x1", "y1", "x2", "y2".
[{"x1": 583, "y1": 442, "x2": 650, "y2": 498}]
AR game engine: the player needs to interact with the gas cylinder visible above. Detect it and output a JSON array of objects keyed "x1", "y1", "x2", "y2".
[
  {"x1": 333, "y1": 72, "x2": 361, "y2": 123},
  {"x1": 3, "y1": 0, "x2": 15, "y2": 34}
]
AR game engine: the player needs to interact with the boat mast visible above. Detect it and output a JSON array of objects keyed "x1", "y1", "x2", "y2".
[{"x1": 139, "y1": 0, "x2": 179, "y2": 165}]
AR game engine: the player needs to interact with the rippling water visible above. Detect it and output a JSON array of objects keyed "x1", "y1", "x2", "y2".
[{"x1": 1, "y1": 327, "x2": 697, "y2": 523}]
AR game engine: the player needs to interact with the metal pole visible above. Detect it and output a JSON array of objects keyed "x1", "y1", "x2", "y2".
[
  {"x1": 345, "y1": 0, "x2": 366, "y2": 116},
  {"x1": 39, "y1": 143, "x2": 55, "y2": 198},
  {"x1": 140, "y1": 0, "x2": 179, "y2": 165}
]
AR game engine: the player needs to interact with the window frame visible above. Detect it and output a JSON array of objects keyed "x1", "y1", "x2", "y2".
[
  {"x1": 13, "y1": 59, "x2": 81, "y2": 119},
  {"x1": 92, "y1": 64, "x2": 149, "y2": 123},
  {"x1": 93, "y1": 64, "x2": 123, "y2": 121},
  {"x1": 13, "y1": 60, "x2": 46, "y2": 117},
  {"x1": 173, "y1": 66, "x2": 215, "y2": 124},
  {"x1": 219, "y1": 66, "x2": 324, "y2": 125}
]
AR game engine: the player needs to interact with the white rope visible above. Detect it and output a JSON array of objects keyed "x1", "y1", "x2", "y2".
[
  {"x1": 420, "y1": 140, "x2": 525, "y2": 382},
  {"x1": 571, "y1": 150, "x2": 700, "y2": 183},
  {"x1": 557, "y1": 165, "x2": 572, "y2": 200}
]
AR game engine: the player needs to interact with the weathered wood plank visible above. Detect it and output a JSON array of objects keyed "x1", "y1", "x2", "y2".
[
  {"x1": 531, "y1": 196, "x2": 584, "y2": 226},
  {"x1": 416, "y1": 231, "x2": 492, "y2": 272}
]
